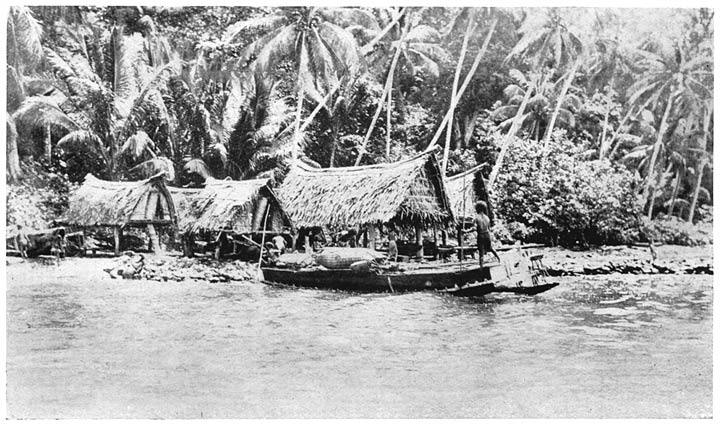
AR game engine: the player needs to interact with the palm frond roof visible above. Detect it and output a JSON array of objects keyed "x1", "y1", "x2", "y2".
[
  {"x1": 276, "y1": 148, "x2": 454, "y2": 229},
  {"x1": 60, "y1": 173, "x2": 176, "y2": 227}
]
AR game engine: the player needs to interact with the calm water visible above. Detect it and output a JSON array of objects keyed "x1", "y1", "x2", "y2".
[{"x1": 6, "y1": 259, "x2": 712, "y2": 418}]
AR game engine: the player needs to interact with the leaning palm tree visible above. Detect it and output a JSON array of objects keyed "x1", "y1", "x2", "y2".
[{"x1": 224, "y1": 7, "x2": 364, "y2": 158}]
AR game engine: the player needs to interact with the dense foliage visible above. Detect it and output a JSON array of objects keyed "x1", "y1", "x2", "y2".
[
  {"x1": 492, "y1": 133, "x2": 642, "y2": 246},
  {"x1": 6, "y1": 6, "x2": 714, "y2": 244}
]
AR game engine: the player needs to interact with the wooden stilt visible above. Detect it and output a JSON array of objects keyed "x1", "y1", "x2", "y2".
[
  {"x1": 113, "y1": 227, "x2": 121, "y2": 256},
  {"x1": 457, "y1": 224, "x2": 464, "y2": 261},
  {"x1": 147, "y1": 223, "x2": 161, "y2": 254},
  {"x1": 415, "y1": 226, "x2": 424, "y2": 260},
  {"x1": 305, "y1": 235, "x2": 312, "y2": 254}
]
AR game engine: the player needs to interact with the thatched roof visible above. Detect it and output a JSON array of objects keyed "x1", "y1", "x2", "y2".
[
  {"x1": 276, "y1": 148, "x2": 453, "y2": 229},
  {"x1": 446, "y1": 165, "x2": 492, "y2": 223},
  {"x1": 60, "y1": 173, "x2": 176, "y2": 227},
  {"x1": 179, "y1": 178, "x2": 292, "y2": 235},
  {"x1": 167, "y1": 186, "x2": 202, "y2": 233}
]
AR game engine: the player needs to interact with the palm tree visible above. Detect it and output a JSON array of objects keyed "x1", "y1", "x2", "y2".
[
  {"x1": 225, "y1": 7, "x2": 364, "y2": 159},
  {"x1": 490, "y1": 69, "x2": 580, "y2": 141},
  {"x1": 627, "y1": 42, "x2": 712, "y2": 218},
  {"x1": 226, "y1": 73, "x2": 295, "y2": 180},
  {"x1": 489, "y1": 8, "x2": 582, "y2": 187},
  {"x1": 45, "y1": 20, "x2": 180, "y2": 180},
  {"x1": 586, "y1": 37, "x2": 637, "y2": 158},
  {"x1": 6, "y1": 6, "x2": 44, "y2": 182}
]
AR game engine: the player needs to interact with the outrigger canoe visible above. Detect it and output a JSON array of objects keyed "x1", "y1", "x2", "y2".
[{"x1": 262, "y1": 250, "x2": 558, "y2": 297}]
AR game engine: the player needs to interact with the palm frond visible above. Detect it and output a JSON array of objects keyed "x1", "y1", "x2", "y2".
[
  {"x1": 222, "y1": 14, "x2": 286, "y2": 44},
  {"x1": 184, "y1": 158, "x2": 212, "y2": 180},
  {"x1": 12, "y1": 97, "x2": 79, "y2": 134},
  {"x1": 128, "y1": 156, "x2": 175, "y2": 181},
  {"x1": 121, "y1": 130, "x2": 156, "y2": 160},
  {"x1": 57, "y1": 129, "x2": 109, "y2": 164},
  {"x1": 319, "y1": 8, "x2": 380, "y2": 31},
  {"x1": 405, "y1": 24, "x2": 441, "y2": 43},
  {"x1": 7, "y1": 6, "x2": 44, "y2": 70}
]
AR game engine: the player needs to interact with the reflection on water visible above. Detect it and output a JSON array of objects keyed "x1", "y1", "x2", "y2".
[{"x1": 6, "y1": 265, "x2": 712, "y2": 418}]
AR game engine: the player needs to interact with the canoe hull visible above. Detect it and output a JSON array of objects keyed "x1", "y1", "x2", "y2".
[{"x1": 262, "y1": 264, "x2": 491, "y2": 293}]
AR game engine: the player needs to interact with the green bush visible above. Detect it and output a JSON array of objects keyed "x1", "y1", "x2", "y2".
[
  {"x1": 492, "y1": 133, "x2": 643, "y2": 246},
  {"x1": 644, "y1": 216, "x2": 713, "y2": 246}
]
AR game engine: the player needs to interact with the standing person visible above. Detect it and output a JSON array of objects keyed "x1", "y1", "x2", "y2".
[
  {"x1": 14, "y1": 225, "x2": 29, "y2": 260},
  {"x1": 387, "y1": 226, "x2": 398, "y2": 262},
  {"x1": 475, "y1": 201, "x2": 500, "y2": 269}
]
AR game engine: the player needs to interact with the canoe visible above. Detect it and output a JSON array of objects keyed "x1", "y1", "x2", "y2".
[
  {"x1": 262, "y1": 250, "x2": 559, "y2": 297},
  {"x1": 262, "y1": 263, "x2": 493, "y2": 294}
]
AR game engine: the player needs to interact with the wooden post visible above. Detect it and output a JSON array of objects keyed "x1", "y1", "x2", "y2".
[
  {"x1": 415, "y1": 226, "x2": 423, "y2": 260},
  {"x1": 113, "y1": 226, "x2": 121, "y2": 256},
  {"x1": 305, "y1": 235, "x2": 312, "y2": 254},
  {"x1": 214, "y1": 232, "x2": 223, "y2": 260},
  {"x1": 147, "y1": 223, "x2": 161, "y2": 254},
  {"x1": 441, "y1": 230, "x2": 447, "y2": 246},
  {"x1": 457, "y1": 223, "x2": 464, "y2": 261},
  {"x1": 368, "y1": 225, "x2": 377, "y2": 250}
]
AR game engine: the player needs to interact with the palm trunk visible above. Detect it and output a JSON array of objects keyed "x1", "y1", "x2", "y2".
[
  {"x1": 688, "y1": 107, "x2": 711, "y2": 223},
  {"x1": 488, "y1": 81, "x2": 534, "y2": 188},
  {"x1": 44, "y1": 123, "x2": 52, "y2": 161},
  {"x1": 688, "y1": 159, "x2": 707, "y2": 224},
  {"x1": 608, "y1": 96, "x2": 654, "y2": 159},
  {"x1": 355, "y1": 26, "x2": 407, "y2": 166},
  {"x1": 644, "y1": 93, "x2": 674, "y2": 219},
  {"x1": 329, "y1": 123, "x2": 339, "y2": 167},
  {"x1": 6, "y1": 118, "x2": 22, "y2": 183},
  {"x1": 442, "y1": 15, "x2": 474, "y2": 175},
  {"x1": 386, "y1": 80, "x2": 393, "y2": 162},
  {"x1": 667, "y1": 170, "x2": 681, "y2": 217},
  {"x1": 427, "y1": 18, "x2": 498, "y2": 150},
  {"x1": 543, "y1": 58, "x2": 581, "y2": 145},
  {"x1": 598, "y1": 76, "x2": 615, "y2": 159}
]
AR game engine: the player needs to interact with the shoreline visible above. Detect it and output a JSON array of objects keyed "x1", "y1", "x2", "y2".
[{"x1": 6, "y1": 244, "x2": 713, "y2": 284}]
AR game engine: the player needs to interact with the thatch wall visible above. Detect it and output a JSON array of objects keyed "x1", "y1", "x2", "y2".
[
  {"x1": 60, "y1": 174, "x2": 176, "y2": 227},
  {"x1": 180, "y1": 178, "x2": 291, "y2": 235},
  {"x1": 276, "y1": 149, "x2": 453, "y2": 229},
  {"x1": 167, "y1": 186, "x2": 202, "y2": 233},
  {"x1": 446, "y1": 165, "x2": 493, "y2": 224}
]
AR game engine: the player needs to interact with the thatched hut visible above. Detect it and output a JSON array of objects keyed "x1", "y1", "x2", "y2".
[
  {"x1": 60, "y1": 173, "x2": 176, "y2": 255},
  {"x1": 180, "y1": 178, "x2": 291, "y2": 235},
  {"x1": 276, "y1": 149, "x2": 453, "y2": 255},
  {"x1": 173, "y1": 178, "x2": 292, "y2": 258},
  {"x1": 445, "y1": 164, "x2": 492, "y2": 225}
]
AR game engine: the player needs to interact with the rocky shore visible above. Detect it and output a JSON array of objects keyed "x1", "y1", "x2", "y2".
[{"x1": 538, "y1": 244, "x2": 713, "y2": 276}]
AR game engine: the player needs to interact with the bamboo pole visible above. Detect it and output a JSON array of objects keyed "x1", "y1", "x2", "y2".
[
  {"x1": 426, "y1": 18, "x2": 498, "y2": 150},
  {"x1": 442, "y1": 13, "x2": 475, "y2": 175}
]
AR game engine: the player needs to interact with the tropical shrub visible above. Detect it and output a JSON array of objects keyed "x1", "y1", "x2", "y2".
[{"x1": 492, "y1": 132, "x2": 643, "y2": 246}]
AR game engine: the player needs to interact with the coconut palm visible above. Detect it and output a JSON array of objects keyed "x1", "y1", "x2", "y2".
[
  {"x1": 224, "y1": 7, "x2": 364, "y2": 158},
  {"x1": 587, "y1": 37, "x2": 638, "y2": 158},
  {"x1": 490, "y1": 69, "x2": 580, "y2": 141},
  {"x1": 6, "y1": 6, "x2": 44, "y2": 182},
  {"x1": 45, "y1": 20, "x2": 180, "y2": 180},
  {"x1": 627, "y1": 41, "x2": 712, "y2": 218}
]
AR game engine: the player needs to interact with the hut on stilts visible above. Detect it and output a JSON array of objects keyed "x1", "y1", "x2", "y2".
[
  {"x1": 59, "y1": 173, "x2": 176, "y2": 256},
  {"x1": 276, "y1": 148, "x2": 454, "y2": 259},
  {"x1": 174, "y1": 178, "x2": 292, "y2": 259}
]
